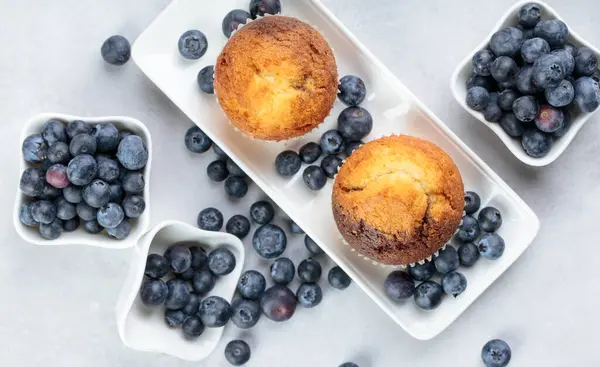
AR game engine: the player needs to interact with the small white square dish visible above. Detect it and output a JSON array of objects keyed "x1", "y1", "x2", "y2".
[
  {"x1": 13, "y1": 113, "x2": 152, "y2": 249},
  {"x1": 115, "y1": 221, "x2": 245, "y2": 362},
  {"x1": 451, "y1": 0, "x2": 600, "y2": 167},
  {"x1": 132, "y1": 0, "x2": 539, "y2": 339}
]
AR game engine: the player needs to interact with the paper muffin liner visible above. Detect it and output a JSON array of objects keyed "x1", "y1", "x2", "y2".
[{"x1": 214, "y1": 13, "x2": 339, "y2": 144}]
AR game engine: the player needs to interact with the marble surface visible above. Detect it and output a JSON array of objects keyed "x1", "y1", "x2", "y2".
[{"x1": 2, "y1": 0, "x2": 599, "y2": 366}]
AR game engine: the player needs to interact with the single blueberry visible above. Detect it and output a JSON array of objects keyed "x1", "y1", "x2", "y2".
[
  {"x1": 321, "y1": 155, "x2": 343, "y2": 178},
  {"x1": 522, "y1": 128, "x2": 553, "y2": 157},
  {"x1": 164, "y1": 309, "x2": 187, "y2": 328},
  {"x1": 304, "y1": 235, "x2": 324, "y2": 255},
  {"x1": 55, "y1": 197, "x2": 76, "y2": 221},
  {"x1": 69, "y1": 134, "x2": 97, "y2": 157},
  {"x1": 260, "y1": 285, "x2": 296, "y2": 322},
  {"x1": 165, "y1": 279, "x2": 191, "y2": 310},
  {"x1": 226, "y1": 159, "x2": 246, "y2": 178},
  {"x1": 296, "y1": 283, "x2": 323, "y2": 308},
  {"x1": 76, "y1": 202, "x2": 97, "y2": 221},
  {"x1": 458, "y1": 242, "x2": 481, "y2": 267},
  {"x1": 122, "y1": 195, "x2": 145, "y2": 218},
  {"x1": 145, "y1": 254, "x2": 169, "y2": 278},
  {"x1": 231, "y1": 298, "x2": 261, "y2": 329},
  {"x1": 190, "y1": 246, "x2": 208, "y2": 270},
  {"x1": 545, "y1": 79, "x2": 574, "y2": 107},
  {"x1": 83, "y1": 179, "x2": 111, "y2": 208},
  {"x1": 213, "y1": 144, "x2": 229, "y2": 160},
  {"x1": 472, "y1": 50, "x2": 495, "y2": 76},
  {"x1": 521, "y1": 37, "x2": 550, "y2": 63},
  {"x1": 224, "y1": 340, "x2": 251, "y2": 366},
  {"x1": 338, "y1": 75, "x2": 367, "y2": 106},
  {"x1": 199, "y1": 296, "x2": 233, "y2": 327},
  {"x1": 298, "y1": 257, "x2": 322, "y2": 283},
  {"x1": 552, "y1": 49, "x2": 575, "y2": 75},
  {"x1": 499, "y1": 112, "x2": 525, "y2": 137},
  {"x1": 208, "y1": 247, "x2": 236, "y2": 276},
  {"x1": 299, "y1": 142, "x2": 322, "y2": 164},
  {"x1": 225, "y1": 176, "x2": 248, "y2": 198},
  {"x1": 249, "y1": 0, "x2": 281, "y2": 18},
  {"x1": 408, "y1": 261, "x2": 436, "y2": 282},
  {"x1": 478, "y1": 233, "x2": 506, "y2": 260},
  {"x1": 534, "y1": 19, "x2": 569, "y2": 49},
  {"x1": 413, "y1": 281, "x2": 444, "y2": 310},
  {"x1": 101, "y1": 35, "x2": 131, "y2": 65},
  {"x1": 97, "y1": 203, "x2": 124, "y2": 229},
  {"x1": 20, "y1": 167, "x2": 46, "y2": 197},
  {"x1": 19, "y1": 201, "x2": 38, "y2": 226},
  {"x1": 46, "y1": 164, "x2": 69, "y2": 189},
  {"x1": 182, "y1": 293, "x2": 201, "y2": 316},
  {"x1": 193, "y1": 269, "x2": 216, "y2": 294},
  {"x1": 117, "y1": 135, "x2": 148, "y2": 170},
  {"x1": 226, "y1": 215, "x2": 251, "y2": 239},
  {"x1": 535, "y1": 104, "x2": 564, "y2": 133},
  {"x1": 250, "y1": 201, "x2": 274, "y2": 225},
  {"x1": 197, "y1": 65, "x2": 215, "y2": 94},
  {"x1": 275, "y1": 150, "x2": 302, "y2": 177},
  {"x1": 490, "y1": 27, "x2": 524, "y2": 57},
  {"x1": 574, "y1": 47, "x2": 598, "y2": 76},
  {"x1": 92, "y1": 124, "x2": 119, "y2": 153},
  {"x1": 515, "y1": 65, "x2": 537, "y2": 95},
  {"x1": 237, "y1": 270, "x2": 266, "y2": 300},
  {"x1": 207, "y1": 160, "x2": 229, "y2": 182},
  {"x1": 434, "y1": 246, "x2": 460, "y2": 274},
  {"x1": 497, "y1": 90, "x2": 520, "y2": 111},
  {"x1": 252, "y1": 224, "x2": 287, "y2": 259},
  {"x1": 182, "y1": 316, "x2": 205, "y2": 339},
  {"x1": 39, "y1": 218, "x2": 63, "y2": 240},
  {"x1": 184, "y1": 126, "x2": 212, "y2": 153},
  {"x1": 42, "y1": 119, "x2": 67, "y2": 145},
  {"x1": 289, "y1": 220, "x2": 304, "y2": 234},
  {"x1": 328, "y1": 266, "x2": 351, "y2": 290},
  {"x1": 178, "y1": 30, "x2": 208, "y2": 60},
  {"x1": 106, "y1": 218, "x2": 131, "y2": 239},
  {"x1": 478, "y1": 206, "x2": 503, "y2": 232},
  {"x1": 31, "y1": 200, "x2": 57, "y2": 225},
  {"x1": 222, "y1": 9, "x2": 250, "y2": 38},
  {"x1": 467, "y1": 74, "x2": 495, "y2": 90},
  {"x1": 303, "y1": 165, "x2": 327, "y2": 191},
  {"x1": 97, "y1": 157, "x2": 119, "y2": 183},
  {"x1": 337, "y1": 107, "x2": 373, "y2": 141},
  {"x1": 466, "y1": 86, "x2": 490, "y2": 111},
  {"x1": 83, "y1": 219, "x2": 103, "y2": 234},
  {"x1": 553, "y1": 109, "x2": 571, "y2": 138},
  {"x1": 345, "y1": 140, "x2": 364, "y2": 156},
  {"x1": 456, "y1": 215, "x2": 481, "y2": 243},
  {"x1": 67, "y1": 155, "x2": 97, "y2": 186},
  {"x1": 165, "y1": 244, "x2": 192, "y2": 274},
  {"x1": 464, "y1": 191, "x2": 481, "y2": 214},
  {"x1": 108, "y1": 182, "x2": 124, "y2": 205},
  {"x1": 197, "y1": 207, "x2": 223, "y2": 231},
  {"x1": 62, "y1": 217, "x2": 80, "y2": 232},
  {"x1": 574, "y1": 76, "x2": 600, "y2": 112},
  {"x1": 140, "y1": 279, "x2": 168, "y2": 307},
  {"x1": 442, "y1": 271, "x2": 468, "y2": 298},
  {"x1": 122, "y1": 171, "x2": 145, "y2": 194},
  {"x1": 47, "y1": 142, "x2": 70, "y2": 164},
  {"x1": 22, "y1": 134, "x2": 48, "y2": 163},
  {"x1": 270, "y1": 257, "x2": 295, "y2": 285},
  {"x1": 490, "y1": 56, "x2": 517, "y2": 82},
  {"x1": 512, "y1": 95, "x2": 538, "y2": 122},
  {"x1": 482, "y1": 339, "x2": 512, "y2": 367},
  {"x1": 66, "y1": 120, "x2": 91, "y2": 139},
  {"x1": 384, "y1": 271, "x2": 415, "y2": 302},
  {"x1": 518, "y1": 3, "x2": 541, "y2": 29},
  {"x1": 533, "y1": 53, "x2": 565, "y2": 89}
]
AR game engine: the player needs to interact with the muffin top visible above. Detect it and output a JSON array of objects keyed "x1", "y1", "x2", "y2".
[
  {"x1": 332, "y1": 135, "x2": 464, "y2": 265},
  {"x1": 214, "y1": 16, "x2": 338, "y2": 141}
]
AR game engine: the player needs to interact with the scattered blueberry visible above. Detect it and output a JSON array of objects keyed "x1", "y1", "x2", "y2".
[
  {"x1": 122, "y1": 171, "x2": 145, "y2": 194},
  {"x1": 345, "y1": 140, "x2": 364, "y2": 156},
  {"x1": 270, "y1": 257, "x2": 295, "y2": 285},
  {"x1": 413, "y1": 281, "x2": 444, "y2": 310},
  {"x1": 304, "y1": 235, "x2": 324, "y2": 255},
  {"x1": 408, "y1": 261, "x2": 436, "y2": 282},
  {"x1": 321, "y1": 154, "x2": 343, "y2": 178},
  {"x1": 199, "y1": 296, "x2": 233, "y2": 327},
  {"x1": 101, "y1": 35, "x2": 131, "y2": 65},
  {"x1": 296, "y1": 283, "x2": 322, "y2": 308},
  {"x1": 213, "y1": 144, "x2": 229, "y2": 160},
  {"x1": 208, "y1": 247, "x2": 236, "y2": 276},
  {"x1": 299, "y1": 142, "x2": 322, "y2": 164},
  {"x1": 434, "y1": 246, "x2": 460, "y2": 274},
  {"x1": 320, "y1": 130, "x2": 346, "y2": 155},
  {"x1": 182, "y1": 316, "x2": 205, "y2": 339},
  {"x1": 231, "y1": 298, "x2": 261, "y2": 329},
  {"x1": 458, "y1": 242, "x2": 481, "y2": 267},
  {"x1": 497, "y1": 90, "x2": 520, "y2": 111},
  {"x1": 140, "y1": 279, "x2": 169, "y2": 307},
  {"x1": 31, "y1": 200, "x2": 57, "y2": 224},
  {"x1": 518, "y1": 3, "x2": 541, "y2": 29},
  {"x1": 466, "y1": 86, "x2": 490, "y2": 111},
  {"x1": 20, "y1": 167, "x2": 46, "y2": 197},
  {"x1": 490, "y1": 27, "x2": 524, "y2": 57},
  {"x1": 534, "y1": 19, "x2": 569, "y2": 48},
  {"x1": 207, "y1": 160, "x2": 229, "y2": 182},
  {"x1": 145, "y1": 254, "x2": 169, "y2": 278},
  {"x1": 512, "y1": 95, "x2": 538, "y2": 122},
  {"x1": 260, "y1": 285, "x2": 296, "y2": 322},
  {"x1": 83, "y1": 219, "x2": 103, "y2": 234},
  {"x1": 198, "y1": 207, "x2": 224, "y2": 231},
  {"x1": 178, "y1": 30, "x2": 208, "y2": 60},
  {"x1": 197, "y1": 65, "x2": 215, "y2": 94},
  {"x1": 289, "y1": 220, "x2": 304, "y2": 234},
  {"x1": 303, "y1": 165, "x2": 327, "y2": 191},
  {"x1": 574, "y1": 76, "x2": 600, "y2": 112},
  {"x1": 192, "y1": 269, "x2": 216, "y2": 294},
  {"x1": 106, "y1": 218, "x2": 131, "y2": 239},
  {"x1": 47, "y1": 142, "x2": 70, "y2": 164},
  {"x1": 275, "y1": 150, "x2": 301, "y2": 177},
  {"x1": 67, "y1": 155, "x2": 97, "y2": 186},
  {"x1": 533, "y1": 53, "x2": 565, "y2": 89},
  {"x1": 478, "y1": 232, "x2": 506, "y2": 260},
  {"x1": 62, "y1": 217, "x2": 80, "y2": 232},
  {"x1": 165, "y1": 279, "x2": 191, "y2": 310},
  {"x1": 482, "y1": 339, "x2": 512, "y2": 367},
  {"x1": 226, "y1": 159, "x2": 246, "y2": 178},
  {"x1": 522, "y1": 128, "x2": 552, "y2": 157},
  {"x1": 226, "y1": 215, "x2": 251, "y2": 239},
  {"x1": 222, "y1": 9, "x2": 250, "y2": 38},
  {"x1": 122, "y1": 195, "x2": 145, "y2": 218},
  {"x1": 337, "y1": 107, "x2": 373, "y2": 141},
  {"x1": 384, "y1": 271, "x2": 415, "y2": 301},
  {"x1": 225, "y1": 176, "x2": 248, "y2": 198},
  {"x1": 298, "y1": 258, "x2": 322, "y2": 283},
  {"x1": 456, "y1": 215, "x2": 481, "y2": 243},
  {"x1": 46, "y1": 164, "x2": 69, "y2": 189},
  {"x1": 250, "y1": 201, "x2": 274, "y2": 225},
  {"x1": 76, "y1": 202, "x2": 97, "y2": 221},
  {"x1": 164, "y1": 309, "x2": 187, "y2": 328},
  {"x1": 472, "y1": 50, "x2": 495, "y2": 76},
  {"x1": 55, "y1": 197, "x2": 77, "y2": 220},
  {"x1": 182, "y1": 293, "x2": 201, "y2": 316},
  {"x1": 224, "y1": 340, "x2": 251, "y2": 366},
  {"x1": 252, "y1": 224, "x2": 287, "y2": 259},
  {"x1": 338, "y1": 75, "x2": 367, "y2": 106},
  {"x1": 237, "y1": 270, "x2": 266, "y2": 300},
  {"x1": 442, "y1": 271, "x2": 467, "y2": 298},
  {"x1": 328, "y1": 266, "x2": 351, "y2": 290},
  {"x1": 464, "y1": 191, "x2": 481, "y2": 214},
  {"x1": 185, "y1": 126, "x2": 212, "y2": 153},
  {"x1": 117, "y1": 135, "x2": 148, "y2": 170},
  {"x1": 545, "y1": 79, "x2": 574, "y2": 107},
  {"x1": 69, "y1": 134, "x2": 97, "y2": 157},
  {"x1": 249, "y1": 0, "x2": 282, "y2": 18},
  {"x1": 22, "y1": 134, "x2": 48, "y2": 163},
  {"x1": 478, "y1": 207, "x2": 503, "y2": 232}
]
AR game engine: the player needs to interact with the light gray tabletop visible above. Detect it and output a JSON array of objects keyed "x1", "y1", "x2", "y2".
[{"x1": 1, "y1": 0, "x2": 598, "y2": 366}]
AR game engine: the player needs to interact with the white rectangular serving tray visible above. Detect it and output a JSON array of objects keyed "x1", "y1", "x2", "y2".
[{"x1": 132, "y1": 0, "x2": 540, "y2": 340}]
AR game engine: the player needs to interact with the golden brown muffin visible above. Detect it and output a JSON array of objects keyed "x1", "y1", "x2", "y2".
[
  {"x1": 332, "y1": 135, "x2": 464, "y2": 266},
  {"x1": 214, "y1": 16, "x2": 338, "y2": 141}
]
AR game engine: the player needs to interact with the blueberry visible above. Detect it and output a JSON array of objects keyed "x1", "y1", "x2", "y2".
[
  {"x1": 413, "y1": 281, "x2": 444, "y2": 310},
  {"x1": 190, "y1": 246, "x2": 208, "y2": 270},
  {"x1": 472, "y1": 50, "x2": 495, "y2": 76},
  {"x1": 225, "y1": 176, "x2": 248, "y2": 198},
  {"x1": 182, "y1": 293, "x2": 201, "y2": 316},
  {"x1": 31, "y1": 200, "x2": 57, "y2": 224},
  {"x1": 192, "y1": 269, "x2": 216, "y2": 294},
  {"x1": 106, "y1": 218, "x2": 131, "y2": 239},
  {"x1": 252, "y1": 224, "x2": 287, "y2": 259},
  {"x1": 467, "y1": 74, "x2": 495, "y2": 90},
  {"x1": 456, "y1": 215, "x2": 481, "y2": 243},
  {"x1": 535, "y1": 104, "x2": 564, "y2": 133},
  {"x1": 122, "y1": 171, "x2": 145, "y2": 194},
  {"x1": 497, "y1": 77, "x2": 517, "y2": 91},
  {"x1": 518, "y1": 3, "x2": 541, "y2": 28},
  {"x1": 575, "y1": 48, "x2": 599, "y2": 77},
  {"x1": 182, "y1": 316, "x2": 205, "y2": 339},
  {"x1": 490, "y1": 27, "x2": 524, "y2": 57},
  {"x1": 339, "y1": 363, "x2": 359, "y2": 367},
  {"x1": 65, "y1": 120, "x2": 90, "y2": 139},
  {"x1": 67, "y1": 155, "x2": 97, "y2": 186},
  {"x1": 514, "y1": 66, "x2": 536, "y2": 95},
  {"x1": 140, "y1": 279, "x2": 168, "y2": 307},
  {"x1": 122, "y1": 195, "x2": 145, "y2": 218},
  {"x1": 552, "y1": 49, "x2": 575, "y2": 75},
  {"x1": 533, "y1": 53, "x2": 565, "y2": 89},
  {"x1": 96, "y1": 157, "x2": 119, "y2": 183},
  {"x1": 301, "y1": 236, "x2": 323, "y2": 256},
  {"x1": 226, "y1": 159, "x2": 246, "y2": 178},
  {"x1": 117, "y1": 135, "x2": 148, "y2": 170},
  {"x1": 178, "y1": 30, "x2": 208, "y2": 60},
  {"x1": 328, "y1": 266, "x2": 351, "y2": 290},
  {"x1": 384, "y1": 271, "x2": 415, "y2": 301},
  {"x1": 82, "y1": 179, "x2": 110, "y2": 208},
  {"x1": 41, "y1": 119, "x2": 67, "y2": 145},
  {"x1": 553, "y1": 109, "x2": 571, "y2": 138},
  {"x1": 458, "y1": 242, "x2": 480, "y2": 267},
  {"x1": 20, "y1": 168, "x2": 46, "y2": 197},
  {"x1": 434, "y1": 246, "x2": 460, "y2": 274},
  {"x1": 164, "y1": 279, "x2": 191, "y2": 310},
  {"x1": 76, "y1": 202, "x2": 97, "y2": 221},
  {"x1": 482, "y1": 339, "x2": 512, "y2": 367},
  {"x1": 207, "y1": 160, "x2": 229, "y2": 182},
  {"x1": 19, "y1": 201, "x2": 38, "y2": 226},
  {"x1": 83, "y1": 219, "x2": 103, "y2": 234},
  {"x1": 345, "y1": 140, "x2": 364, "y2": 156},
  {"x1": 213, "y1": 144, "x2": 229, "y2": 160},
  {"x1": 408, "y1": 261, "x2": 436, "y2": 282},
  {"x1": 545, "y1": 79, "x2": 574, "y2": 107},
  {"x1": 490, "y1": 56, "x2": 517, "y2": 82},
  {"x1": 198, "y1": 207, "x2": 223, "y2": 231},
  {"x1": 338, "y1": 75, "x2": 367, "y2": 106},
  {"x1": 145, "y1": 254, "x2": 169, "y2": 278},
  {"x1": 101, "y1": 35, "x2": 131, "y2": 65},
  {"x1": 39, "y1": 218, "x2": 62, "y2": 239},
  {"x1": 463, "y1": 191, "x2": 481, "y2": 215},
  {"x1": 55, "y1": 197, "x2": 76, "y2": 220},
  {"x1": 519, "y1": 26, "x2": 535, "y2": 40},
  {"x1": 96, "y1": 203, "x2": 124, "y2": 229},
  {"x1": 197, "y1": 65, "x2": 215, "y2": 94},
  {"x1": 47, "y1": 142, "x2": 70, "y2": 164},
  {"x1": 303, "y1": 165, "x2": 327, "y2": 191},
  {"x1": 442, "y1": 271, "x2": 467, "y2": 298},
  {"x1": 260, "y1": 285, "x2": 296, "y2": 322},
  {"x1": 62, "y1": 217, "x2": 80, "y2": 232},
  {"x1": 298, "y1": 257, "x2": 322, "y2": 283},
  {"x1": 249, "y1": 0, "x2": 281, "y2": 18},
  {"x1": 46, "y1": 164, "x2": 69, "y2": 189},
  {"x1": 222, "y1": 9, "x2": 250, "y2": 38},
  {"x1": 199, "y1": 296, "x2": 233, "y2": 327},
  {"x1": 534, "y1": 19, "x2": 569, "y2": 49},
  {"x1": 483, "y1": 102, "x2": 503, "y2": 122},
  {"x1": 296, "y1": 283, "x2": 322, "y2": 308},
  {"x1": 478, "y1": 233, "x2": 505, "y2": 260},
  {"x1": 497, "y1": 90, "x2": 520, "y2": 111},
  {"x1": 92, "y1": 124, "x2": 119, "y2": 153},
  {"x1": 512, "y1": 95, "x2": 538, "y2": 123},
  {"x1": 521, "y1": 37, "x2": 549, "y2": 63},
  {"x1": 225, "y1": 340, "x2": 251, "y2": 366},
  {"x1": 231, "y1": 298, "x2": 261, "y2": 329},
  {"x1": 299, "y1": 142, "x2": 322, "y2": 164},
  {"x1": 289, "y1": 220, "x2": 304, "y2": 234},
  {"x1": 184, "y1": 126, "x2": 212, "y2": 153},
  {"x1": 466, "y1": 86, "x2": 490, "y2": 111},
  {"x1": 478, "y1": 206, "x2": 503, "y2": 232},
  {"x1": 237, "y1": 270, "x2": 266, "y2": 300},
  {"x1": 250, "y1": 201, "x2": 274, "y2": 225},
  {"x1": 226, "y1": 215, "x2": 251, "y2": 239},
  {"x1": 337, "y1": 107, "x2": 373, "y2": 141},
  {"x1": 164, "y1": 244, "x2": 192, "y2": 274},
  {"x1": 270, "y1": 257, "x2": 295, "y2": 285},
  {"x1": 22, "y1": 134, "x2": 48, "y2": 163},
  {"x1": 69, "y1": 134, "x2": 97, "y2": 157},
  {"x1": 522, "y1": 128, "x2": 552, "y2": 157},
  {"x1": 275, "y1": 150, "x2": 301, "y2": 177},
  {"x1": 177, "y1": 267, "x2": 196, "y2": 282},
  {"x1": 164, "y1": 309, "x2": 187, "y2": 328},
  {"x1": 574, "y1": 76, "x2": 600, "y2": 112},
  {"x1": 321, "y1": 155, "x2": 343, "y2": 178},
  {"x1": 208, "y1": 247, "x2": 236, "y2": 276}
]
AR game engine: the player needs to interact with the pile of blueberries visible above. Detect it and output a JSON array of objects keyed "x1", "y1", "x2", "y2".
[
  {"x1": 383, "y1": 191, "x2": 505, "y2": 311},
  {"x1": 19, "y1": 119, "x2": 147, "y2": 240},
  {"x1": 465, "y1": 2, "x2": 600, "y2": 158},
  {"x1": 275, "y1": 75, "x2": 372, "y2": 191}
]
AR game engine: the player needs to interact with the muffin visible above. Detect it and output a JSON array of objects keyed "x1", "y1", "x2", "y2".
[
  {"x1": 214, "y1": 16, "x2": 338, "y2": 141},
  {"x1": 332, "y1": 135, "x2": 464, "y2": 266}
]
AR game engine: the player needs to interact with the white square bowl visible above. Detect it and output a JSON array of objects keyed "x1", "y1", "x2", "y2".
[
  {"x1": 13, "y1": 113, "x2": 152, "y2": 249},
  {"x1": 132, "y1": 0, "x2": 539, "y2": 339},
  {"x1": 451, "y1": 0, "x2": 600, "y2": 167},
  {"x1": 115, "y1": 221, "x2": 245, "y2": 362}
]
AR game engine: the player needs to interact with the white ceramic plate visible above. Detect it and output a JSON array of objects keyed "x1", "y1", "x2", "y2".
[
  {"x1": 115, "y1": 221, "x2": 245, "y2": 362},
  {"x1": 133, "y1": 0, "x2": 539, "y2": 340},
  {"x1": 451, "y1": 0, "x2": 600, "y2": 167},
  {"x1": 13, "y1": 113, "x2": 152, "y2": 249}
]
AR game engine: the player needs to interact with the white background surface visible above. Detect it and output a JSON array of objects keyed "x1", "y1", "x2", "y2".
[{"x1": 1, "y1": 0, "x2": 599, "y2": 366}]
